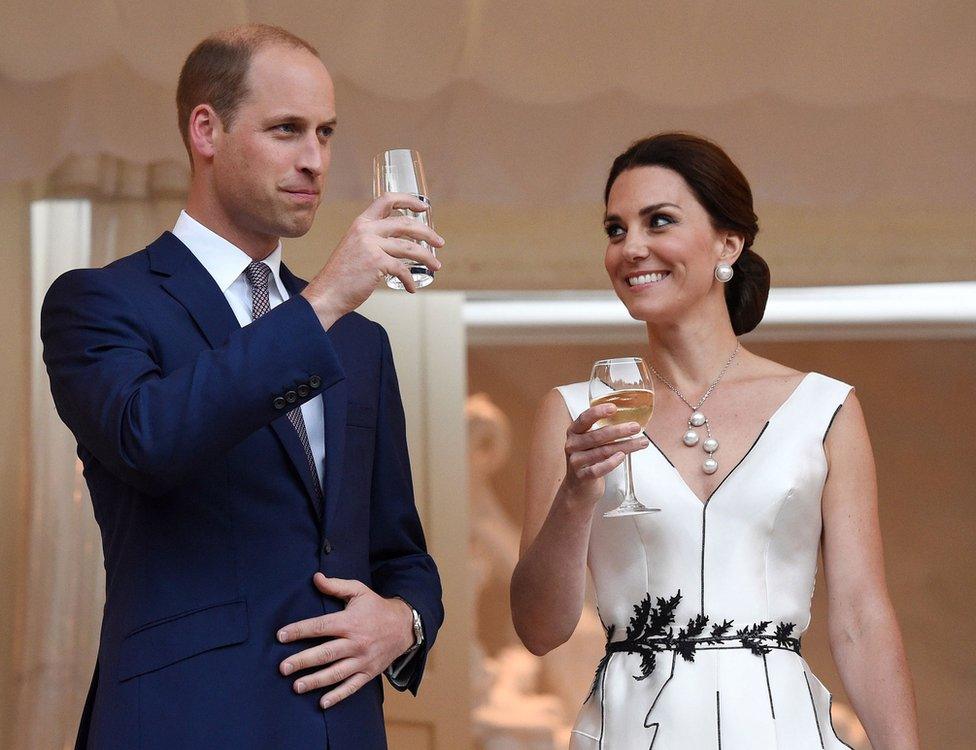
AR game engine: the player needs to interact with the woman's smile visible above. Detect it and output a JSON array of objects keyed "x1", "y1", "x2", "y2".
[{"x1": 626, "y1": 270, "x2": 671, "y2": 289}]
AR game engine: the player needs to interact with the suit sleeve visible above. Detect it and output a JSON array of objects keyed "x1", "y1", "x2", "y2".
[
  {"x1": 40, "y1": 268, "x2": 344, "y2": 496},
  {"x1": 368, "y1": 324, "x2": 444, "y2": 695}
]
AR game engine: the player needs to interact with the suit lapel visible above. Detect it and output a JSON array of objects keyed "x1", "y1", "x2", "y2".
[
  {"x1": 279, "y1": 264, "x2": 346, "y2": 530},
  {"x1": 150, "y1": 234, "x2": 332, "y2": 523},
  {"x1": 269, "y1": 416, "x2": 325, "y2": 519},
  {"x1": 149, "y1": 233, "x2": 239, "y2": 350}
]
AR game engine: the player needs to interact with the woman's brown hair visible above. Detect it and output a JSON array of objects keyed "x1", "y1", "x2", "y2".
[{"x1": 605, "y1": 132, "x2": 770, "y2": 335}]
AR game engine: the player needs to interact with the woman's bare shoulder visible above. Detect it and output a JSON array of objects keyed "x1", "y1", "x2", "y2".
[
  {"x1": 537, "y1": 387, "x2": 572, "y2": 421},
  {"x1": 529, "y1": 388, "x2": 574, "y2": 446},
  {"x1": 733, "y1": 351, "x2": 806, "y2": 387}
]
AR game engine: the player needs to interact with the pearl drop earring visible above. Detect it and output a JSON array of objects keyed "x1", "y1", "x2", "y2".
[{"x1": 714, "y1": 262, "x2": 734, "y2": 282}]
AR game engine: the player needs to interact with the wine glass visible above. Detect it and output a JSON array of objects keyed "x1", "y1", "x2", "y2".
[
  {"x1": 372, "y1": 148, "x2": 436, "y2": 290},
  {"x1": 589, "y1": 357, "x2": 659, "y2": 518}
]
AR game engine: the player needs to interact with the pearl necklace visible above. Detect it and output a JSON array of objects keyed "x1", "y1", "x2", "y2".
[{"x1": 648, "y1": 343, "x2": 741, "y2": 475}]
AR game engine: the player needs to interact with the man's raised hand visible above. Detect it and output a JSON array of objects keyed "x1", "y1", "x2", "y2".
[{"x1": 301, "y1": 193, "x2": 444, "y2": 330}]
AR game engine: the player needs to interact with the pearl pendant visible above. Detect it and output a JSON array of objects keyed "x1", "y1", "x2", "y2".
[
  {"x1": 683, "y1": 430, "x2": 700, "y2": 447},
  {"x1": 703, "y1": 438, "x2": 719, "y2": 454},
  {"x1": 690, "y1": 412, "x2": 706, "y2": 427},
  {"x1": 703, "y1": 457, "x2": 719, "y2": 474}
]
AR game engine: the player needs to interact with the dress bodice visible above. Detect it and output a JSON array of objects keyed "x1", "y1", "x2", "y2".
[{"x1": 557, "y1": 372, "x2": 856, "y2": 750}]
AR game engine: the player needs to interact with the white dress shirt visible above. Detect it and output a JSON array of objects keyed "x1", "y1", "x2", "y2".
[{"x1": 172, "y1": 210, "x2": 326, "y2": 493}]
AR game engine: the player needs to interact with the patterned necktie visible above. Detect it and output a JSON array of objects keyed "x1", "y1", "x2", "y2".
[{"x1": 244, "y1": 261, "x2": 323, "y2": 505}]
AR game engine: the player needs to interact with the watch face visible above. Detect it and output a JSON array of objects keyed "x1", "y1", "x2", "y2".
[{"x1": 412, "y1": 609, "x2": 424, "y2": 646}]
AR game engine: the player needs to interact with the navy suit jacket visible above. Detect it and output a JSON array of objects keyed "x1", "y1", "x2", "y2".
[{"x1": 40, "y1": 232, "x2": 443, "y2": 750}]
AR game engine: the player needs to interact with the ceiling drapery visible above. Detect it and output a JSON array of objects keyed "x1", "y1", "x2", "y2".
[
  {"x1": 3, "y1": 2, "x2": 971, "y2": 103},
  {"x1": 1, "y1": 0, "x2": 973, "y2": 207}
]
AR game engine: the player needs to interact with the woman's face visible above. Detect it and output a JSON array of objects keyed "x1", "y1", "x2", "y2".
[{"x1": 604, "y1": 165, "x2": 739, "y2": 326}]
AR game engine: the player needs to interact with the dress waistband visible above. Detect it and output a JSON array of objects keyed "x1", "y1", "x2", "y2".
[
  {"x1": 587, "y1": 590, "x2": 802, "y2": 701},
  {"x1": 605, "y1": 628, "x2": 803, "y2": 655}
]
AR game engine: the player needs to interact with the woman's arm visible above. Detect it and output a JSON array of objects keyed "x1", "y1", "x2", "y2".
[
  {"x1": 510, "y1": 389, "x2": 648, "y2": 655},
  {"x1": 822, "y1": 392, "x2": 921, "y2": 749}
]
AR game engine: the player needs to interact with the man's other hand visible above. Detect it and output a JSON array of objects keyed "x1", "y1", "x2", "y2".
[{"x1": 277, "y1": 572, "x2": 415, "y2": 708}]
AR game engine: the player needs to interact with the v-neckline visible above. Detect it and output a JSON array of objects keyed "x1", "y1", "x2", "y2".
[{"x1": 644, "y1": 372, "x2": 814, "y2": 507}]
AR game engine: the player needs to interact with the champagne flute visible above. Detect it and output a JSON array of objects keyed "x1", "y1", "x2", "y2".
[
  {"x1": 589, "y1": 357, "x2": 659, "y2": 517},
  {"x1": 372, "y1": 148, "x2": 436, "y2": 290}
]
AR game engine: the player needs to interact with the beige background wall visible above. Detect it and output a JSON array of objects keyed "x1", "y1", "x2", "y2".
[
  {"x1": 468, "y1": 338, "x2": 976, "y2": 749},
  {"x1": 12, "y1": 163, "x2": 976, "y2": 293},
  {"x1": 0, "y1": 183, "x2": 33, "y2": 742},
  {"x1": 257, "y1": 200, "x2": 976, "y2": 291}
]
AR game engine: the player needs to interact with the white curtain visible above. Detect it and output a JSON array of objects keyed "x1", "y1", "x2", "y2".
[
  {"x1": 0, "y1": 2, "x2": 972, "y2": 206},
  {"x1": 3, "y1": 158, "x2": 186, "y2": 749},
  {"x1": 11, "y1": 199, "x2": 103, "y2": 750}
]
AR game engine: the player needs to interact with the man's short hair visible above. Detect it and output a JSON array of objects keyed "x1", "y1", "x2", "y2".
[{"x1": 176, "y1": 24, "x2": 320, "y2": 162}]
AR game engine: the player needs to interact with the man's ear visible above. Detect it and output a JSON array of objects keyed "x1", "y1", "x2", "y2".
[{"x1": 187, "y1": 104, "x2": 222, "y2": 163}]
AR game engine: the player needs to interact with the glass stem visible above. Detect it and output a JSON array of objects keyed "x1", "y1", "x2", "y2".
[{"x1": 623, "y1": 452, "x2": 638, "y2": 502}]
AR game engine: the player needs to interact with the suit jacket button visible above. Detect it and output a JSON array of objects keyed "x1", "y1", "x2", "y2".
[
  {"x1": 297, "y1": 384, "x2": 310, "y2": 398},
  {"x1": 273, "y1": 396, "x2": 287, "y2": 410},
  {"x1": 322, "y1": 538, "x2": 333, "y2": 554},
  {"x1": 285, "y1": 390, "x2": 298, "y2": 404},
  {"x1": 309, "y1": 375, "x2": 322, "y2": 389}
]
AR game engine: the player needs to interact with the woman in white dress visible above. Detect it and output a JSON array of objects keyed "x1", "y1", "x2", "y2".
[{"x1": 511, "y1": 133, "x2": 920, "y2": 749}]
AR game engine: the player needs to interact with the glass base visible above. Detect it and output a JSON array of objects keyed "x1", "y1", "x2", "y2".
[
  {"x1": 386, "y1": 265, "x2": 435, "y2": 291},
  {"x1": 603, "y1": 500, "x2": 661, "y2": 518}
]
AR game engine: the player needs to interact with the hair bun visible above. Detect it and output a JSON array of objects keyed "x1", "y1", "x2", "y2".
[{"x1": 726, "y1": 248, "x2": 770, "y2": 335}]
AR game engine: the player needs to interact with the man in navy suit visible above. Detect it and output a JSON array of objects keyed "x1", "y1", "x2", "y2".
[{"x1": 41, "y1": 24, "x2": 445, "y2": 749}]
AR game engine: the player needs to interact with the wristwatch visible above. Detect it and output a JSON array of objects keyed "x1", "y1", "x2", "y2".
[
  {"x1": 404, "y1": 606, "x2": 424, "y2": 656},
  {"x1": 394, "y1": 596, "x2": 424, "y2": 658}
]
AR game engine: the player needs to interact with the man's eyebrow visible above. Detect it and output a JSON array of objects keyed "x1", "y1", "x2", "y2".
[
  {"x1": 603, "y1": 202, "x2": 681, "y2": 223},
  {"x1": 264, "y1": 114, "x2": 338, "y2": 128}
]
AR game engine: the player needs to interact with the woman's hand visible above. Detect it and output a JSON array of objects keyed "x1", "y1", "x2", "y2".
[
  {"x1": 560, "y1": 403, "x2": 649, "y2": 507},
  {"x1": 513, "y1": 391, "x2": 648, "y2": 655}
]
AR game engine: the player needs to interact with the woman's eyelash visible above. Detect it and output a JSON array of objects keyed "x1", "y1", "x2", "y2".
[{"x1": 604, "y1": 215, "x2": 674, "y2": 236}]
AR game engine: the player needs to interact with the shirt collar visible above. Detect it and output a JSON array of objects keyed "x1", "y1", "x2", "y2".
[{"x1": 172, "y1": 210, "x2": 286, "y2": 297}]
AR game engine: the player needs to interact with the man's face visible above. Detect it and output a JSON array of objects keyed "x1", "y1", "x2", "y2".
[{"x1": 210, "y1": 44, "x2": 336, "y2": 243}]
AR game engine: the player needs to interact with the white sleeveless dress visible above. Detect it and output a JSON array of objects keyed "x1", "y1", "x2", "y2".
[{"x1": 557, "y1": 372, "x2": 856, "y2": 750}]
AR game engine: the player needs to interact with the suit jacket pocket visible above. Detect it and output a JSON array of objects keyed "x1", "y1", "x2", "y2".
[
  {"x1": 346, "y1": 401, "x2": 377, "y2": 429},
  {"x1": 118, "y1": 599, "x2": 249, "y2": 682}
]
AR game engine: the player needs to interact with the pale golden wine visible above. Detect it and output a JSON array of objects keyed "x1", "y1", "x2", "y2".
[
  {"x1": 590, "y1": 389, "x2": 655, "y2": 430},
  {"x1": 589, "y1": 357, "x2": 658, "y2": 515}
]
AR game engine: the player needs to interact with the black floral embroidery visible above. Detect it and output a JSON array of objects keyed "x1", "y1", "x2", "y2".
[
  {"x1": 736, "y1": 620, "x2": 773, "y2": 655},
  {"x1": 586, "y1": 591, "x2": 801, "y2": 702},
  {"x1": 775, "y1": 621, "x2": 801, "y2": 651}
]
